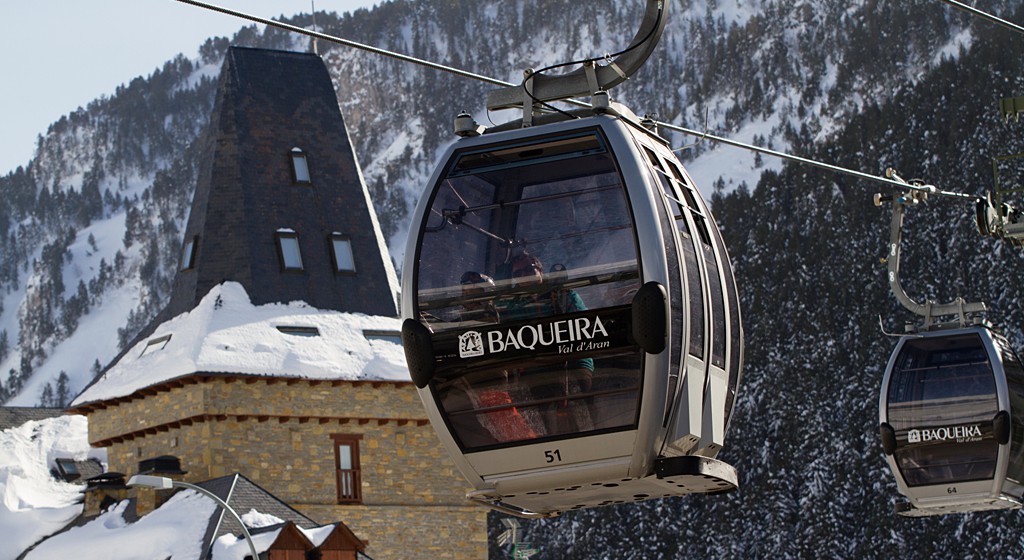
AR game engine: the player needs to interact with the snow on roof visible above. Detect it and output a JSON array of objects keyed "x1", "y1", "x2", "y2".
[
  {"x1": 212, "y1": 526, "x2": 281, "y2": 560},
  {"x1": 240, "y1": 508, "x2": 284, "y2": 529},
  {"x1": 1, "y1": 415, "x2": 107, "y2": 558},
  {"x1": 2, "y1": 412, "x2": 360, "y2": 559},
  {"x1": 211, "y1": 520, "x2": 341, "y2": 560},
  {"x1": 72, "y1": 282, "x2": 409, "y2": 407},
  {"x1": 301, "y1": 523, "x2": 337, "y2": 547},
  {"x1": 23, "y1": 492, "x2": 218, "y2": 560}
]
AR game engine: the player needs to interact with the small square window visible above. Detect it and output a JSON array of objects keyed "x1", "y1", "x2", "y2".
[
  {"x1": 291, "y1": 148, "x2": 311, "y2": 184},
  {"x1": 276, "y1": 230, "x2": 304, "y2": 271},
  {"x1": 330, "y1": 234, "x2": 356, "y2": 273},
  {"x1": 181, "y1": 236, "x2": 198, "y2": 270}
]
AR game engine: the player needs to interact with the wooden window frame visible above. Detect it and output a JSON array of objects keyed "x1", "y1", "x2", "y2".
[{"x1": 332, "y1": 433, "x2": 363, "y2": 504}]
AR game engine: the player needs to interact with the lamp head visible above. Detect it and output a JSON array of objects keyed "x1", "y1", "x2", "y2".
[{"x1": 126, "y1": 474, "x2": 173, "y2": 489}]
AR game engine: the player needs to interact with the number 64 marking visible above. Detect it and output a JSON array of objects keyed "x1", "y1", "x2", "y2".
[{"x1": 544, "y1": 449, "x2": 562, "y2": 463}]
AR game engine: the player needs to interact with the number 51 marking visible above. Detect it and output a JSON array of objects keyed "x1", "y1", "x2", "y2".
[{"x1": 544, "y1": 449, "x2": 562, "y2": 463}]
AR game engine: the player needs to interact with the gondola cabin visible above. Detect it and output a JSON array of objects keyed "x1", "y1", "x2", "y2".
[
  {"x1": 879, "y1": 325, "x2": 1024, "y2": 516},
  {"x1": 401, "y1": 106, "x2": 743, "y2": 517}
]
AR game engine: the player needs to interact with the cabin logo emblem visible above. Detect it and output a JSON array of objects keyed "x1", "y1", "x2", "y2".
[
  {"x1": 907, "y1": 425, "x2": 983, "y2": 444},
  {"x1": 459, "y1": 331, "x2": 485, "y2": 358}
]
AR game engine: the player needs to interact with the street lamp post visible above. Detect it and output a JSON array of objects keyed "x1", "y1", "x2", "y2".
[{"x1": 127, "y1": 474, "x2": 260, "y2": 560}]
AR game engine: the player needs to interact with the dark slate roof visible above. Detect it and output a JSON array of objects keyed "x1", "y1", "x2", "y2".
[
  {"x1": 166, "y1": 46, "x2": 399, "y2": 319},
  {"x1": 0, "y1": 407, "x2": 65, "y2": 431},
  {"x1": 53, "y1": 457, "x2": 104, "y2": 484},
  {"x1": 197, "y1": 473, "x2": 320, "y2": 559},
  {"x1": 74, "y1": 46, "x2": 401, "y2": 403}
]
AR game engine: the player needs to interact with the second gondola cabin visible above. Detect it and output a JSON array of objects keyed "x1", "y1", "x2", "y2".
[
  {"x1": 402, "y1": 103, "x2": 743, "y2": 517},
  {"x1": 879, "y1": 325, "x2": 1024, "y2": 516}
]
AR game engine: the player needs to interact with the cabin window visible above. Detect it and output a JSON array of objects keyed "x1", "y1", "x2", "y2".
[
  {"x1": 998, "y1": 342, "x2": 1024, "y2": 484},
  {"x1": 417, "y1": 130, "x2": 644, "y2": 448},
  {"x1": 276, "y1": 230, "x2": 304, "y2": 271},
  {"x1": 660, "y1": 157, "x2": 725, "y2": 366},
  {"x1": 330, "y1": 234, "x2": 356, "y2": 273},
  {"x1": 644, "y1": 146, "x2": 706, "y2": 359},
  {"x1": 332, "y1": 434, "x2": 362, "y2": 504},
  {"x1": 290, "y1": 147, "x2": 311, "y2": 184},
  {"x1": 887, "y1": 334, "x2": 999, "y2": 486},
  {"x1": 418, "y1": 131, "x2": 640, "y2": 325},
  {"x1": 712, "y1": 219, "x2": 743, "y2": 421},
  {"x1": 180, "y1": 236, "x2": 198, "y2": 270}
]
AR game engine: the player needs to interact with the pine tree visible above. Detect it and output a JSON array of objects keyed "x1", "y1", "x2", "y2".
[
  {"x1": 39, "y1": 382, "x2": 54, "y2": 407},
  {"x1": 55, "y1": 371, "x2": 70, "y2": 408}
]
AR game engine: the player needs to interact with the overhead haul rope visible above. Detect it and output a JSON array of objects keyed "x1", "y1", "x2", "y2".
[
  {"x1": 173, "y1": 0, "x2": 512, "y2": 88},
  {"x1": 935, "y1": 0, "x2": 1024, "y2": 35},
  {"x1": 172, "y1": 0, "x2": 979, "y2": 200}
]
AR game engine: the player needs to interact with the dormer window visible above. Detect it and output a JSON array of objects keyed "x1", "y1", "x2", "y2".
[
  {"x1": 180, "y1": 235, "x2": 198, "y2": 270},
  {"x1": 276, "y1": 326, "x2": 320, "y2": 337},
  {"x1": 291, "y1": 147, "x2": 311, "y2": 184},
  {"x1": 276, "y1": 229, "x2": 304, "y2": 271},
  {"x1": 363, "y1": 330, "x2": 401, "y2": 345},
  {"x1": 330, "y1": 233, "x2": 356, "y2": 273},
  {"x1": 54, "y1": 458, "x2": 81, "y2": 482},
  {"x1": 140, "y1": 334, "x2": 172, "y2": 357}
]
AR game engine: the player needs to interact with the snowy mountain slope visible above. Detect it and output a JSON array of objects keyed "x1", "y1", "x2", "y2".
[
  {"x1": 0, "y1": 0, "x2": 1006, "y2": 406},
  {"x1": 1, "y1": 0, "x2": 1024, "y2": 557}
]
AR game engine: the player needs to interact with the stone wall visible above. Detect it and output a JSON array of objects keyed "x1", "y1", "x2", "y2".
[
  {"x1": 85, "y1": 377, "x2": 426, "y2": 444},
  {"x1": 83, "y1": 376, "x2": 484, "y2": 556},
  {"x1": 299, "y1": 504, "x2": 488, "y2": 560}
]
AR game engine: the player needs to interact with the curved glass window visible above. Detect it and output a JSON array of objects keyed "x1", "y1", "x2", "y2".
[
  {"x1": 887, "y1": 334, "x2": 999, "y2": 487},
  {"x1": 995, "y1": 337, "x2": 1024, "y2": 484},
  {"x1": 415, "y1": 131, "x2": 643, "y2": 449}
]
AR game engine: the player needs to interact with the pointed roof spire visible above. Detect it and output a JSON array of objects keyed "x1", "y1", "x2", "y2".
[{"x1": 167, "y1": 46, "x2": 399, "y2": 318}]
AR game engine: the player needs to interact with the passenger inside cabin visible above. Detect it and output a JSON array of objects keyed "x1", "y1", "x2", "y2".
[
  {"x1": 443, "y1": 271, "x2": 539, "y2": 447},
  {"x1": 459, "y1": 271, "x2": 499, "y2": 325},
  {"x1": 500, "y1": 253, "x2": 595, "y2": 435}
]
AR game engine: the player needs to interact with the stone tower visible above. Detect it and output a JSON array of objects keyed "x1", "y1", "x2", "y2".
[{"x1": 69, "y1": 47, "x2": 486, "y2": 560}]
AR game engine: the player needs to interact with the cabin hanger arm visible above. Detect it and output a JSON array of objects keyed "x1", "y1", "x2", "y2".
[
  {"x1": 486, "y1": 0, "x2": 668, "y2": 112},
  {"x1": 876, "y1": 169, "x2": 987, "y2": 328}
]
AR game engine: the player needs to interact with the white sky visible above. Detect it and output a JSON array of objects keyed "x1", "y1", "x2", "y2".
[{"x1": 0, "y1": 0, "x2": 381, "y2": 175}]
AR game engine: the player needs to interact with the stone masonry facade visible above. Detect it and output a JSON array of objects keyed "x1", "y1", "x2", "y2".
[{"x1": 78, "y1": 376, "x2": 487, "y2": 559}]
